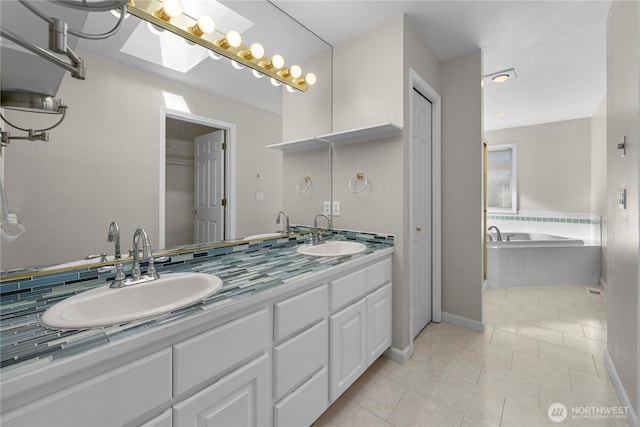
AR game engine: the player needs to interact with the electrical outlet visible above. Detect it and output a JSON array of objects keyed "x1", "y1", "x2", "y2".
[
  {"x1": 332, "y1": 201, "x2": 341, "y2": 216},
  {"x1": 323, "y1": 201, "x2": 331, "y2": 215},
  {"x1": 255, "y1": 192, "x2": 264, "y2": 201}
]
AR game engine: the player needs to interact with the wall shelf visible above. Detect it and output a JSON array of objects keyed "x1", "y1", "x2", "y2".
[{"x1": 267, "y1": 122, "x2": 403, "y2": 153}]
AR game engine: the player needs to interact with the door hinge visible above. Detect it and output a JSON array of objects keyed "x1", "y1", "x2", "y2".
[
  {"x1": 222, "y1": 143, "x2": 226, "y2": 150},
  {"x1": 221, "y1": 198, "x2": 227, "y2": 206}
]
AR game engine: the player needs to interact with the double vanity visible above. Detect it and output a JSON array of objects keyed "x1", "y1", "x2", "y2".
[{"x1": 0, "y1": 229, "x2": 393, "y2": 427}]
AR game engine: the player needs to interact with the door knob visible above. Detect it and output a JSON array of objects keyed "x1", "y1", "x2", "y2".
[
  {"x1": 416, "y1": 227, "x2": 423, "y2": 232},
  {"x1": 192, "y1": 209, "x2": 198, "y2": 215}
]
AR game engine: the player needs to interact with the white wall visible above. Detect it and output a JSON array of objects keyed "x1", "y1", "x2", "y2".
[
  {"x1": 440, "y1": 50, "x2": 484, "y2": 326},
  {"x1": 485, "y1": 118, "x2": 592, "y2": 213},
  {"x1": 1, "y1": 51, "x2": 282, "y2": 270},
  {"x1": 606, "y1": 0, "x2": 639, "y2": 420}
]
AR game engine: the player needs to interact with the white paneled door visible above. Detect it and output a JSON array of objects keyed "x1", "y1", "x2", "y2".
[
  {"x1": 411, "y1": 89, "x2": 432, "y2": 338},
  {"x1": 194, "y1": 130, "x2": 225, "y2": 244}
]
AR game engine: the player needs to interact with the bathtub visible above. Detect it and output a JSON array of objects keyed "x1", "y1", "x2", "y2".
[{"x1": 486, "y1": 232, "x2": 601, "y2": 288}]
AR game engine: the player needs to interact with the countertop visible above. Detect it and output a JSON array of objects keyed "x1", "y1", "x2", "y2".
[{"x1": 0, "y1": 230, "x2": 394, "y2": 377}]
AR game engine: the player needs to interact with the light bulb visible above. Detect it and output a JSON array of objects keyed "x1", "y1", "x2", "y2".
[
  {"x1": 189, "y1": 15, "x2": 215, "y2": 36},
  {"x1": 492, "y1": 74, "x2": 509, "y2": 83},
  {"x1": 249, "y1": 43, "x2": 264, "y2": 60},
  {"x1": 154, "y1": 0, "x2": 182, "y2": 21},
  {"x1": 231, "y1": 60, "x2": 244, "y2": 70},
  {"x1": 218, "y1": 30, "x2": 242, "y2": 49},
  {"x1": 289, "y1": 65, "x2": 302, "y2": 79},
  {"x1": 208, "y1": 50, "x2": 221, "y2": 60},
  {"x1": 304, "y1": 72, "x2": 317, "y2": 86},
  {"x1": 271, "y1": 54, "x2": 284, "y2": 70},
  {"x1": 286, "y1": 85, "x2": 296, "y2": 93},
  {"x1": 252, "y1": 69, "x2": 264, "y2": 79},
  {"x1": 270, "y1": 78, "x2": 282, "y2": 87}
]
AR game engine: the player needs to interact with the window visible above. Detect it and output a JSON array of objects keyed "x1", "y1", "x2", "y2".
[{"x1": 487, "y1": 143, "x2": 517, "y2": 213}]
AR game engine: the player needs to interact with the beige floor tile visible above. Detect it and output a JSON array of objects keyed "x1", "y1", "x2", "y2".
[
  {"x1": 436, "y1": 376, "x2": 505, "y2": 427},
  {"x1": 558, "y1": 309, "x2": 606, "y2": 330},
  {"x1": 369, "y1": 355, "x2": 398, "y2": 377},
  {"x1": 484, "y1": 316, "x2": 519, "y2": 334},
  {"x1": 501, "y1": 397, "x2": 559, "y2": 427},
  {"x1": 345, "y1": 407, "x2": 392, "y2": 427},
  {"x1": 498, "y1": 306, "x2": 541, "y2": 323},
  {"x1": 569, "y1": 369, "x2": 619, "y2": 406},
  {"x1": 511, "y1": 351, "x2": 572, "y2": 391},
  {"x1": 424, "y1": 348, "x2": 484, "y2": 383},
  {"x1": 312, "y1": 396, "x2": 359, "y2": 427},
  {"x1": 517, "y1": 321, "x2": 565, "y2": 346},
  {"x1": 538, "y1": 317, "x2": 587, "y2": 336},
  {"x1": 540, "y1": 381, "x2": 622, "y2": 420},
  {"x1": 539, "y1": 342, "x2": 598, "y2": 375},
  {"x1": 387, "y1": 353, "x2": 449, "y2": 399},
  {"x1": 614, "y1": 415, "x2": 631, "y2": 427},
  {"x1": 476, "y1": 363, "x2": 539, "y2": 407},
  {"x1": 582, "y1": 325, "x2": 607, "y2": 343},
  {"x1": 538, "y1": 295, "x2": 577, "y2": 312},
  {"x1": 490, "y1": 328, "x2": 540, "y2": 357},
  {"x1": 387, "y1": 389, "x2": 464, "y2": 427},
  {"x1": 563, "y1": 333, "x2": 608, "y2": 357},
  {"x1": 592, "y1": 353, "x2": 609, "y2": 379},
  {"x1": 462, "y1": 340, "x2": 514, "y2": 370},
  {"x1": 344, "y1": 371, "x2": 407, "y2": 420},
  {"x1": 601, "y1": 318, "x2": 607, "y2": 330},
  {"x1": 460, "y1": 415, "x2": 493, "y2": 427}
]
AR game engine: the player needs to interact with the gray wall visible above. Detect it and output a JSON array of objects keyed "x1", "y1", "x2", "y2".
[
  {"x1": 485, "y1": 118, "x2": 592, "y2": 213},
  {"x1": 591, "y1": 98, "x2": 608, "y2": 284},
  {"x1": 606, "y1": 0, "x2": 639, "y2": 417}
]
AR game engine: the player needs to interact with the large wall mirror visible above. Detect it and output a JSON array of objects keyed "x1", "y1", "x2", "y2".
[{"x1": 0, "y1": 0, "x2": 332, "y2": 274}]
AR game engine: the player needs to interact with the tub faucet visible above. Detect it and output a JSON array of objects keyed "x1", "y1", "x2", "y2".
[
  {"x1": 107, "y1": 221, "x2": 121, "y2": 259},
  {"x1": 275, "y1": 210, "x2": 290, "y2": 234},
  {"x1": 488, "y1": 226, "x2": 502, "y2": 241}
]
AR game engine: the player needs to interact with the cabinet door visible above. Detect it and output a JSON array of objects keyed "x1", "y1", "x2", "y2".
[
  {"x1": 366, "y1": 283, "x2": 392, "y2": 365},
  {"x1": 329, "y1": 299, "x2": 366, "y2": 402},
  {"x1": 173, "y1": 354, "x2": 269, "y2": 427}
]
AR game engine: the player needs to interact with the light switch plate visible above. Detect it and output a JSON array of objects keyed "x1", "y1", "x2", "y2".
[
  {"x1": 323, "y1": 201, "x2": 331, "y2": 215},
  {"x1": 619, "y1": 188, "x2": 627, "y2": 209},
  {"x1": 332, "y1": 201, "x2": 341, "y2": 216}
]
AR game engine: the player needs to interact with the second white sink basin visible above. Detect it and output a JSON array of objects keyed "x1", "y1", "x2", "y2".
[
  {"x1": 41, "y1": 272, "x2": 223, "y2": 330},
  {"x1": 297, "y1": 241, "x2": 367, "y2": 257}
]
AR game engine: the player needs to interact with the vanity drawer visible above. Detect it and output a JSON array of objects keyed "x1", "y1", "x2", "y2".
[
  {"x1": 274, "y1": 284, "x2": 328, "y2": 341},
  {"x1": 366, "y1": 258, "x2": 392, "y2": 292},
  {"x1": 173, "y1": 309, "x2": 268, "y2": 396},
  {"x1": 274, "y1": 367, "x2": 329, "y2": 427},
  {"x1": 2, "y1": 349, "x2": 172, "y2": 427},
  {"x1": 330, "y1": 269, "x2": 367, "y2": 311},
  {"x1": 273, "y1": 319, "x2": 328, "y2": 400}
]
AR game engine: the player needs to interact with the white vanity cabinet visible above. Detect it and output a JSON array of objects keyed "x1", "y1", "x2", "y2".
[
  {"x1": 1, "y1": 250, "x2": 393, "y2": 427},
  {"x1": 272, "y1": 285, "x2": 329, "y2": 426},
  {"x1": 2, "y1": 349, "x2": 172, "y2": 427},
  {"x1": 328, "y1": 259, "x2": 392, "y2": 402}
]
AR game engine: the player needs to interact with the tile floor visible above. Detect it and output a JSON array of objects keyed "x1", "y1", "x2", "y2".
[{"x1": 313, "y1": 285, "x2": 630, "y2": 427}]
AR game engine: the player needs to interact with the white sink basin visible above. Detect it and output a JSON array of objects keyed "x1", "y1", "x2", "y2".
[
  {"x1": 41, "y1": 272, "x2": 223, "y2": 329},
  {"x1": 243, "y1": 232, "x2": 282, "y2": 241},
  {"x1": 297, "y1": 241, "x2": 367, "y2": 257}
]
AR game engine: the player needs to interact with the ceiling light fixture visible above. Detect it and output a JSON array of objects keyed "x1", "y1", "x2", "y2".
[
  {"x1": 495, "y1": 112, "x2": 509, "y2": 118},
  {"x1": 126, "y1": 0, "x2": 316, "y2": 91},
  {"x1": 484, "y1": 68, "x2": 517, "y2": 85}
]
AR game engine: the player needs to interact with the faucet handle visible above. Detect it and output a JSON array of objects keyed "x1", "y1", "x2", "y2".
[{"x1": 147, "y1": 257, "x2": 160, "y2": 280}]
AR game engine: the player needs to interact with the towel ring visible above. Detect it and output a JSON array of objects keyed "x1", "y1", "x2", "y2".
[
  {"x1": 296, "y1": 176, "x2": 311, "y2": 194},
  {"x1": 348, "y1": 172, "x2": 368, "y2": 193}
]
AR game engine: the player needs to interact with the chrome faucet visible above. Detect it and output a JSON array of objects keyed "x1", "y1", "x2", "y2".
[
  {"x1": 107, "y1": 221, "x2": 121, "y2": 259},
  {"x1": 275, "y1": 210, "x2": 290, "y2": 234},
  {"x1": 110, "y1": 228, "x2": 160, "y2": 288},
  {"x1": 488, "y1": 226, "x2": 502, "y2": 241},
  {"x1": 309, "y1": 213, "x2": 332, "y2": 245}
]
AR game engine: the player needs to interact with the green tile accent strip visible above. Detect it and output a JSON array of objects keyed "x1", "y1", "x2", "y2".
[{"x1": 487, "y1": 215, "x2": 601, "y2": 225}]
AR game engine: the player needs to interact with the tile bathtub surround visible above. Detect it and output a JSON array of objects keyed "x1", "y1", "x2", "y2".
[
  {"x1": 0, "y1": 229, "x2": 393, "y2": 375},
  {"x1": 314, "y1": 285, "x2": 630, "y2": 427},
  {"x1": 487, "y1": 210, "x2": 602, "y2": 245}
]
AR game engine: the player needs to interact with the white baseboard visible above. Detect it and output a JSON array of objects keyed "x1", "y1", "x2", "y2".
[
  {"x1": 442, "y1": 311, "x2": 484, "y2": 332},
  {"x1": 600, "y1": 278, "x2": 608, "y2": 293},
  {"x1": 384, "y1": 345, "x2": 411, "y2": 364},
  {"x1": 605, "y1": 350, "x2": 638, "y2": 427}
]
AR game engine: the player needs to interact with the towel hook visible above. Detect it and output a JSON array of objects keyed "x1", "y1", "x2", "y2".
[
  {"x1": 348, "y1": 172, "x2": 368, "y2": 193},
  {"x1": 296, "y1": 176, "x2": 311, "y2": 194}
]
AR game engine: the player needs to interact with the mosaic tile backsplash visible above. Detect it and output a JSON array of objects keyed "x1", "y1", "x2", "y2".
[{"x1": 0, "y1": 229, "x2": 393, "y2": 376}]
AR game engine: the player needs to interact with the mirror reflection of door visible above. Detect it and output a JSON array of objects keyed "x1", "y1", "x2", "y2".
[
  {"x1": 165, "y1": 119, "x2": 225, "y2": 248},
  {"x1": 194, "y1": 131, "x2": 225, "y2": 244}
]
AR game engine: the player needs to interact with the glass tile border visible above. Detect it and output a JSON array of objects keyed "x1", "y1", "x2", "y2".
[{"x1": 487, "y1": 214, "x2": 601, "y2": 225}]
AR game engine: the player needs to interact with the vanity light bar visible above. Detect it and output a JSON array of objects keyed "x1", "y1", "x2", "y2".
[{"x1": 126, "y1": 0, "x2": 316, "y2": 92}]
